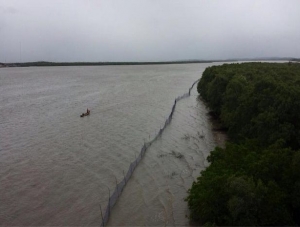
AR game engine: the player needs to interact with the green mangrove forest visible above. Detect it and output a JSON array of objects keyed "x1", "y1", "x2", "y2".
[{"x1": 186, "y1": 62, "x2": 300, "y2": 226}]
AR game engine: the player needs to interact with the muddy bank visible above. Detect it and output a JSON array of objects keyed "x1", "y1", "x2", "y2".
[
  {"x1": 208, "y1": 112, "x2": 228, "y2": 148},
  {"x1": 197, "y1": 96, "x2": 228, "y2": 148}
]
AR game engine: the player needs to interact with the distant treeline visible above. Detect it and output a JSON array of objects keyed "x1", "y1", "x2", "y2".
[
  {"x1": 186, "y1": 62, "x2": 300, "y2": 226},
  {"x1": 0, "y1": 58, "x2": 299, "y2": 67},
  {"x1": 0, "y1": 60, "x2": 213, "y2": 67}
]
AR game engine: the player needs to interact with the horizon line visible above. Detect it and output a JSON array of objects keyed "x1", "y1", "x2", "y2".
[{"x1": 0, "y1": 57, "x2": 299, "y2": 66}]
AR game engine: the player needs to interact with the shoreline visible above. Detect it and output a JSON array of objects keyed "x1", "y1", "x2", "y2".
[
  {"x1": 209, "y1": 112, "x2": 228, "y2": 148},
  {"x1": 0, "y1": 60, "x2": 213, "y2": 68},
  {"x1": 198, "y1": 95, "x2": 228, "y2": 148},
  {"x1": 0, "y1": 58, "x2": 298, "y2": 68}
]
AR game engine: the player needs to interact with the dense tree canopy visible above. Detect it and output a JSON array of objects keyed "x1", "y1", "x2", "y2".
[
  {"x1": 186, "y1": 62, "x2": 300, "y2": 226},
  {"x1": 197, "y1": 62, "x2": 300, "y2": 148}
]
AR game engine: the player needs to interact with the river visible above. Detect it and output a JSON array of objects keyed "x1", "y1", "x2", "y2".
[{"x1": 0, "y1": 63, "x2": 222, "y2": 226}]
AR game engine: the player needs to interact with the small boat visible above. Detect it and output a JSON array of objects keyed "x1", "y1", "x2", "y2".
[{"x1": 80, "y1": 111, "x2": 90, "y2": 117}]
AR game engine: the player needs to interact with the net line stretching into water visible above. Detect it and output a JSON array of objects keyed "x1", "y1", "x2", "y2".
[{"x1": 99, "y1": 79, "x2": 199, "y2": 226}]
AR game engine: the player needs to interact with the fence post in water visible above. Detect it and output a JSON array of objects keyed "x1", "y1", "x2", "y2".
[
  {"x1": 100, "y1": 204, "x2": 104, "y2": 227},
  {"x1": 115, "y1": 176, "x2": 119, "y2": 197},
  {"x1": 129, "y1": 163, "x2": 132, "y2": 174},
  {"x1": 107, "y1": 186, "x2": 111, "y2": 217},
  {"x1": 97, "y1": 79, "x2": 198, "y2": 227},
  {"x1": 123, "y1": 170, "x2": 126, "y2": 184}
]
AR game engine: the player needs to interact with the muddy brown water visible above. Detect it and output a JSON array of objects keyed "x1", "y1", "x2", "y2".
[{"x1": 0, "y1": 63, "x2": 224, "y2": 226}]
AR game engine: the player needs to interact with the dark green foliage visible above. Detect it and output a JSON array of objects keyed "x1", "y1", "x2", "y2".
[
  {"x1": 187, "y1": 142, "x2": 300, "y2": 226},
  {"x1": 188, "y1": 62, "x2": 300, "y2": 225},
  {"x1": 197, "y1": 62, "x2": 300, "y2": 147}
]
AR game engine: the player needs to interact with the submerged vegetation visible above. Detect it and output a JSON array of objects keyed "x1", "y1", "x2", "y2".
[{"x1": 186, "y1": 62, "x2": 300, "y2": 226}]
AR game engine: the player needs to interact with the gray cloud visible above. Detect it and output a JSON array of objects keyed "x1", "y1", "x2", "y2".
[{"x1": 0, "y1": 0, "x2": 299, "y2": 62}]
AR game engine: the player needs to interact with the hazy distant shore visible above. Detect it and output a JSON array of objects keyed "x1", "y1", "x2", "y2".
[
  {"x1": 0, "y1": 60, "x2": 213, "y2": 68},
  {"x1": 0, "y1": 58, "x2": 298, "y2": 68}
]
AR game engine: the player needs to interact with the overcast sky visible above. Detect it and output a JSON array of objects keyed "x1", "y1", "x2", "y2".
[{"x1": 0, "y1": 0, "x2": 299, "y2": 62}]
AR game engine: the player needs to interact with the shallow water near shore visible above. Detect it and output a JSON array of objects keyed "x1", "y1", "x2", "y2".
[
  {"x1": 0, "y1": 63, "x2": 221, "y2": 226},
  {"x1": 107, "y1": 88, "x2": 218, "y2": 226}
]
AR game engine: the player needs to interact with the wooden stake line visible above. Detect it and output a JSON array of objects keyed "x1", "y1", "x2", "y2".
[{"x1": 99, "y1": 79, "x2": 199, "y2": 226}]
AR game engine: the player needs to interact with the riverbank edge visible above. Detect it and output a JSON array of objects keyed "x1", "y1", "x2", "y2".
[{"x1": 0, "y1": 58, "x2": 298, "y2": 68}]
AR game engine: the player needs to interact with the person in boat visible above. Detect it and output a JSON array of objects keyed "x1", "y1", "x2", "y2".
[{"x1": 81, "y1": 109, "x2": 90, "y2": 117}]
